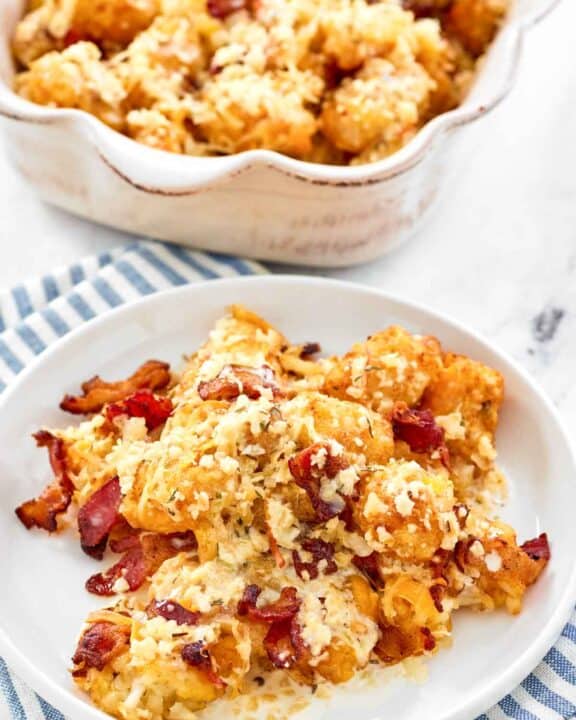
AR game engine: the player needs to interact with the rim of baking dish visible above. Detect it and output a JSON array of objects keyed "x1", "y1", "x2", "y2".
[{"x1": 0, "y1": 0, "x2": 561, "y2": 191}]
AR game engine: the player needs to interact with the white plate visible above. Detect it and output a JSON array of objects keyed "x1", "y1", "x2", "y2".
[{"x1": 0, "y1": 276, "x2": 575, "y2": 720}]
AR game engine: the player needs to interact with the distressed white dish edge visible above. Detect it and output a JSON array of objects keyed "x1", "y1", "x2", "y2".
[{"x1": 0, "y1": 275, "x2": 575, "y2": 720}]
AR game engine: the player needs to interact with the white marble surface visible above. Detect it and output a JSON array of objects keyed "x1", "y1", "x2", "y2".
[{"x1": 0, "y1": 0, "x2": 574, "y2": 432}]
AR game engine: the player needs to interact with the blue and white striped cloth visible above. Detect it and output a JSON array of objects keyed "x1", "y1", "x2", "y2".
[{"x1": 0, "y1": 240, "x2": 574, "y2": 720}]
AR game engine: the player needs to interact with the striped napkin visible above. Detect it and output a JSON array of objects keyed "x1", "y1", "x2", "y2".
[{"x1": 0, "y1": 240, "x2": 574, "y2": 720}]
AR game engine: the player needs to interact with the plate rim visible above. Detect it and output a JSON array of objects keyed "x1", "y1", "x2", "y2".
[{"x1": 0, "y1": 274, "x2": 574, "y2": 720}]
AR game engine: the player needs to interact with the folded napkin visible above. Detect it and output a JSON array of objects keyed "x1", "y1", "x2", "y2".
[{"x1": 0, "y1": 240, "x2": 574, "y2": 720}]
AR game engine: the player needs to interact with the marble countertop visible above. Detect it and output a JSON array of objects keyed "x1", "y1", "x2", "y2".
[{"x1": 0, "y1": 0, "x2": 574, "y2": 433}]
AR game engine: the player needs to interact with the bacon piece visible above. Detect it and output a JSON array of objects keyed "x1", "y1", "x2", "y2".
[
  {"x1": 72, "y1": 621, "x2": 130, "y2": 676},
  {"x1": 198, "y1": 364, "x2": 283, "y2": 402},
  {"x1": 148, "y1": 600, "x2": 201, "y2": 626},
  {"x1": 109, "y1": 523, "x2": 141, "y2": 553},
  {"x1": 292, "y1": 539, "x2": 337, "y2": 580},
  {"x1": 237, "y1": 584, "x2": 262, "y2": 616},
  {"x1": 300, "y1": 342, "x2": 321, "y2": 358},
  {"x1": 207, "y1": 0, "x2": 249, "y2": 19},
  {"x1": 453, "y1": 503, "x2": 470, "y2": 529},
  {"x1": 353, "y1": 552, "x2": 382, "y2": 589},
  {"x1": 263, "y1": 620, "x2": 300, "y2": 669},
  {"x1": 288, "y1": 442, "x2": 349, "y2": 522},
  {"x1": 521, "y1": 533, "x2": 551, "y2": 562},
  {"x1": 106, "y1": 390, "x2": 173, "y2": 431},
  {"x1": 429, "y1": 584, "x2": 445, "y2": 613},
  {"x1": 78, "y1": 477, "x2": 121, "y2": 559},
  {"x1": 238, "y1": 585, "x2": 305, "y2": 669},
  {"x1": 181, "y1": 642, "x2": 226, "y2": 688},
  {"x1": 238, "y1": 586, "x2": 300, "y2": 623},
  {"x1": 85, "y1": 546, "x2": 145, "y2": 596},
  {"x1": 15, "y1": 431, "x2": 74, "y2": 532},
  {"x1": 60, "y1": 360, "x2": 171, "y2": 415},
  {"x1": 391, "y1": 402, "x2": 449, "y2": 466},
  {"x1": 420, "y1": 627, "x2": 436, "y2": 652},
  {"x1": 430, "y1": 548, "x2": 452, "y2": 580},
  {"x1": 85, "y1": 532, "x2": 196, "y2": 596},
  {"x1": 453, "y1": 539, "x2": 473, "y2": 573}
]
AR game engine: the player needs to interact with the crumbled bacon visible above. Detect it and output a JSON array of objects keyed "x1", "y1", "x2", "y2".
[
  {"x1": 288, "y1": 442, "x2": 349, "y2": 522},
  {"x1": 353, "y1": 552, "x2": 382, "y2": 589},
  {"x1": 238, "y1": 586, "x2": 301, "y2": 623},
  {"x1": 181, "y1": 642, "x2": 226, "y2": 688},
  {"x1": 197, "y1": 364, "x2": 283, "y2": 402},
  {"x1": 521, "y1": 533, "x2": 551, "y2": 562},
  {"x1": 72, "y1": 621, "x2": 130, "y2": 676},
  {"x1": 263, "y1": 620, "x2": 299, "y2": 669},
  {"x1": 85, "y1": 546, "x2": 145, "y2": 596},
  {"x1": 148, "y1": 600, "x2": 201, "y2": 626},
  {"x1": 453, "y1": 539, "x2": 473, "y2": 573},
  {"x1": 106, "y1": 390, "x2": 173, "y2": 431},
  {"x1": 15, "y1": 431, "x2": 74, "y2": 532},
  {"x1": 85, "y1": 532, "x2": 195, "y2": 596},
  {"x1": 292, "y1": 539, "x2": 337, "y2": 580},
  {"x1": 237, "y1": 585, "x2": 304, "y2": 668},
  {"x1": 391, "y1": 403, "x2": 450, "y2": 466},
  {"x1": 207, "y1": 0, "x2": 249, "y2": 19},
  {"x1": 78, "y1": 477, "x2": 121, "y2": 559},
  {"x1": 266, "y1": 523, "x2": 286, "y2": 569},
  {"x1": 300, "y1": 342, "x2": 321, "y2": 358},
  {"x1": 109, "y1": 523, "x2": 141, "y2": 553},
  {"x1": 60, "y1": 360, "x2": 171, "y2": 415},
  {"x1": 429, "y1": 584, "x2": 445, "y2": 613}
]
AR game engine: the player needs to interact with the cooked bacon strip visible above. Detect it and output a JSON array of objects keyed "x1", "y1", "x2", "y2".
[
  {"x1": 86, "y1": 532, "x2": 196, "y2": 596},
  {"x1": 429, "y1": 584, "x2": 446, "y2": 613},
  {"x1": 148, "y1": 600, "x2": 201, "y2": 626},
  {"x1": 181, "y1": 642, "x2": 226, "y2": 688},
  {"x1": 430, "y1": 548, "x2": 452, "y2": 579},
  {"x1": 263, "y1": 619, "x2": 300, "y2": 669},
  {"x1": 85, "y1": 546, "x2": 145, "y2": 595},
  {"x1": 106, "y1": 390, "x2": 173, "y2": 431},
  {"x1": 420, "y1": 627, "x2": 436, "y2": 652},
  {"x1": 237, "y1": 584, "x2": 261, "y2": 616},
  {"x1": 353, "y1": 552, "x2": 382, "y2": 589},
  {"x1": 15, "y1": 431, "x2": 74, "y2": 532},
  {"x1": 60, "y1": 360, "x2": 171, "y2": 415},
  {"x1": 521, "y1": 533, "x2": 551, "y2": 561},
  {"x1": 78, "y1": 477, "x2": 121, "y2": 559},
  {"x1": 391, "y1": 402, "x2": 450, "y2": 466},
  {"x1": 72, "y1": 621, "x2": 130, "y2": 676},
  {"x1": 198, "y1": 364, "x2": 283, "y2": 402},
  {"x1": 288, "y1": 442, "x2": 349, "y2": 522},
  {"x1": 207, "y1": 0, "x2": 249, "y2": 19},
  {"x1": 238, "y1": 585, "x2": 301, "y2": 623},
  {"x1": 292, "y1": 538, "x2": 337, "y2": 580}
]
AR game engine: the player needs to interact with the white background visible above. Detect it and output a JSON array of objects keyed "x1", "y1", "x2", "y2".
[{"x1": 0, "y1": 0, "x2": 574, "y2": 428}]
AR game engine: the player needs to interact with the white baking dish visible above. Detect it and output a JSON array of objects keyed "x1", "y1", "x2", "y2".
[{"x1": 0, "y1": 0, "x2": 559, "y2": 266}]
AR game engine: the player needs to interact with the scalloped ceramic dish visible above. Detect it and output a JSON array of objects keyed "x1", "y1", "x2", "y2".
[
  {"x1": 0, "y1": 276, "x2": 575, "y2": 720},
  {"x1": 0, "y1": 0, "x2": 560, "y2": 266}
]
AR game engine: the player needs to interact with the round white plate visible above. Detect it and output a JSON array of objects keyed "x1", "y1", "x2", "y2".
[{"x1": 0, "y1": 276, "x2": 574, "y2": 720}]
